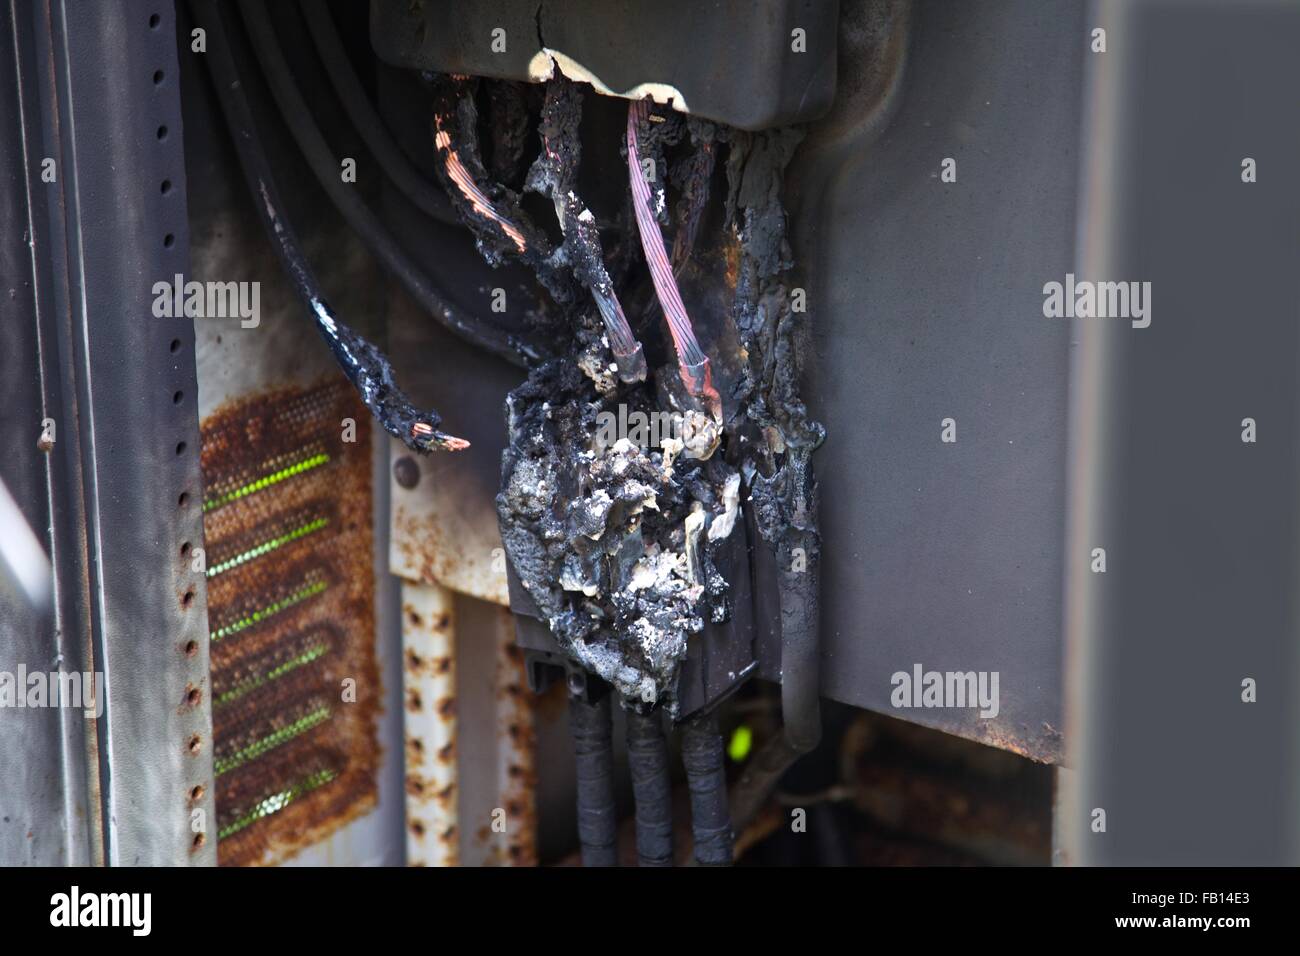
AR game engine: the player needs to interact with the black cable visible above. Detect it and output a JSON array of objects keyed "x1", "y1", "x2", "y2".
[
  {"x1": 191, "y1": 0, "x2": 467, "y2": 453},
  {"x1": 760, "y1": 449, "x2": 824, "y2": 755},
  {"x1": 234, "y1": 0, "x2": 531, "y2": 367},
  {"x1": 681, "y1": 712, "x2": 733, "y2": 866},
  {"x1": 626, "y1": 707, "x2": 673, "y2": 866},
  {"x1": 569, "y1": 690, "x2": 618, "y2": 867},
  {"x1": 298, "y1": 0, "x2": 458, "y2": 227}
]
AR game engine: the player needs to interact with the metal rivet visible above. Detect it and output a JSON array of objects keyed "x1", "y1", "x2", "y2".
[{"x1": 393, "y1": 456, "x2": 420, "y2": 489}]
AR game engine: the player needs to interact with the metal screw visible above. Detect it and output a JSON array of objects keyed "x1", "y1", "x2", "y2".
[{"x1": 393, "y1": 456, "x2": 420, "y2": 489}]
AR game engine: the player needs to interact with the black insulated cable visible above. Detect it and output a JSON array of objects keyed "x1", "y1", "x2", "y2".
[
  {"x1": 626, "y1": 707, "x2": 673, "y2": 866},
  {"x1": 234, "y1": 0, "x2": 530, "y2": 367},
  {"x1": 681, "y1": 712, "x2": 733, "y2": 866},
  {"x1": 671, "y1": 132, "x2": 717, "y2": 275},
  {"x1": 297, "y1": 0, "x2": 459, "y2": 227},
  {"x1": 757, "y1": 453, "x2": 823, "y2": 755},
  {"x1": 529, "y1": 79, "x2": 645, "y2": 383},
  {"x1": 778, "y1": 536, "x2": 823, "y2": 754},
  {"x1": 569, "y1": 690, "x2": 618, "y2": 867},
  {"x1": 192, "y1": 0, "x2": 467, "y2": 453}
]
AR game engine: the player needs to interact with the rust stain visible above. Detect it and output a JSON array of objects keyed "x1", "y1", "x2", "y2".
[
  {"x1": 390, "y1": 501, "x2": 509, "y2": 606},
  {"x1": 722, "y1": 230, "x2": 742, "y2": 292},
  {"x1": 178, "y1": 683, "x2": 203, "y2": 713},
  {"x1": 406, "y1": 773, "x2": 428, "y2": 800},
  {"x1": 970, "y1": 719, "x2": 1062, "y2": 765},
  {"x1": 401, "y1": 581, "x2": 457, "y2": 866},
  {"x1": 495, "y1": 607, "x2": 537, "y2": 866}
]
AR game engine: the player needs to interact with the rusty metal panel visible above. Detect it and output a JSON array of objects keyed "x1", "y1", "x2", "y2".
[
  {"x1": 491, "y1": 604, "x2": 538, "y2": 865},
  {"x1": 200, "y1": 378, "x2": 384, "y2": 865},
  {"x1": 401, "y1": 581, "x2": 459, "y2": 865},
  {"x1": 389, "y1": 433, "x2": 510, "y2": 606},
  {"x1": 447, "y1": 597, "x2": 538, "y2": 866}
]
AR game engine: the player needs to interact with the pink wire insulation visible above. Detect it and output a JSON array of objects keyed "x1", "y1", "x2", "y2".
[{"x1": 626, "y1": 100, "x2": 719, "y2": 415}]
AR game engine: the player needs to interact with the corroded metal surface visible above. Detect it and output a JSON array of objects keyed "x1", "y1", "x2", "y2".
[
  {"x1": 201, "y1": 378, "x2": 382, "y2": 865},
  {"x1": 389, "y1": 437, "x2": 511, "y2": 606},
  {"x1": 493, "y1": 607, "x2": 538, "y2": 866},
  {"x1": 402, "y1": 581, "x2": 459, "y2": 866},
  {"x1": 452, "y1": 598, "x2": 539, "y2": 866}
]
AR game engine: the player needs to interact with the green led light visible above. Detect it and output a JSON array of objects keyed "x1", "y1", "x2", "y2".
[
  {"x1": 214, "y1": 641, "x2": 330, "y2": 708},
  {"x1": 203, "y1": 452, "x2": 330, "y2": 512},
  {"x1": 207, "y1": 516, "x2": 330, "y2": 578},
  {"x1": 214, "y1": 705, "x2": 332, "y2": 776},
  {"x1": 210, "y1": 578, "x2": 327, "y2": 643},
  {"x1": 217, "y1": 768, "x2": 339, "y2": 840},
  {"x1": 728, "y1": 724, "x2": 754, "y2": 762}
]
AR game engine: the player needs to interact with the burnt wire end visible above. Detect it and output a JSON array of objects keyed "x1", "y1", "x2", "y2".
[
  {"x1": 593, "y1": 289, "x2": 647, "y2": 383},
  {"x1": 627, "y1": 100, "x2": 721, "y2": 417},
  {"x1": 430, "y1": 81, "x2": 585, "y2": 316},
  {"x1": 433, "y1": 114, "x2": 529, "y2": 255},
  {"x1": 309, "y1": 293, "x2": 470, "y2": 454},
  {"x1": 279, "y1": 227, "x2": 470, "y2": 457}
]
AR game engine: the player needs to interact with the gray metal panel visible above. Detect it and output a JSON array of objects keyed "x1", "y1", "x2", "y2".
[
  {"x1": 34, "y1": 0, "x2": 216, "y2": 865},
  {"x1": 0, "y1": 0, "x2": 95, "y2": 865},
  {"x1": 1063, "y1": 0, "x2": 1300, "y2": 865},
  {"x1": 790, "y1": 0, "x2": 1084, "y2": 761}
]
